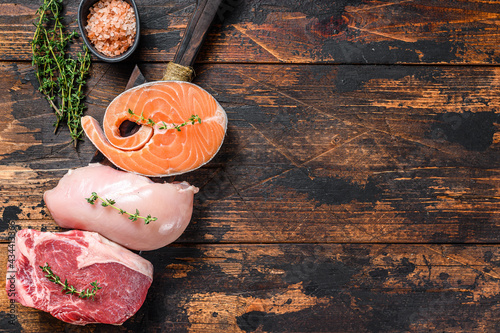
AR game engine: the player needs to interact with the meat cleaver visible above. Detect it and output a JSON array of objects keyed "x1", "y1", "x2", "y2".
[{"x1": 90, "y1": 0, "x2": 223, "y2": 165}]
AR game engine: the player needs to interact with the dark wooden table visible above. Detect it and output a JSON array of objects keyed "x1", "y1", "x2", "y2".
[{"x1": 1, "y1": 0, "x2": 500, "y2": 332}]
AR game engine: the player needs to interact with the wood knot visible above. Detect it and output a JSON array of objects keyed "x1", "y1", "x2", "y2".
[{"x1": 309, "y1": 15, "x2": 349, "y2": 38}]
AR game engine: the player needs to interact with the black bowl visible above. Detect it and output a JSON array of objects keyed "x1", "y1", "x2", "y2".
[{"x1": 78, "y1": 0, "x2": 140, "y2": 62}]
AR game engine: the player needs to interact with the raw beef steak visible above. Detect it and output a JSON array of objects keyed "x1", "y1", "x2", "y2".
[{"x1": 6, "y1": 229, "x2": 153, "y2": 325}]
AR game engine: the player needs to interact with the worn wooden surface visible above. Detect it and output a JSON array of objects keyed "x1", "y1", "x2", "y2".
[
  {"x1": 0, "y1": 0, "x2": 499, "y2": 332},
  {"x1": 2, "y1": 0, "x2": 500, "y2": 64}
]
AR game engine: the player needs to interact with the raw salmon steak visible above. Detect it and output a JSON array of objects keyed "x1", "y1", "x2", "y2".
[{"x1": 82, "y1": 81, "x2": 227, "y2": 177}]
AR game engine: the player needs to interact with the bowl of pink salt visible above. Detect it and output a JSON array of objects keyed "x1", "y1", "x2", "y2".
[{"x1": 78, "y1": 0, "x2": 140, "y2": 62}]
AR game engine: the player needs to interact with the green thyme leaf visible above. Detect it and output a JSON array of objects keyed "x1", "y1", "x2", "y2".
[
  {"x1": 40, "y1": 263, "x2": 101, "y2": 300},
  {"x1": 31, "y1": 0, "x2": 91, "y2": 146},
  {"x1": 85, "y1": 192, "x2": 157, "y2": 225}
]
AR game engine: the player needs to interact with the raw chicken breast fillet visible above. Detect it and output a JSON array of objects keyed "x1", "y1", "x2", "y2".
[{"x1": 44, "y1": 163, "x2": 198, "y2": 251}]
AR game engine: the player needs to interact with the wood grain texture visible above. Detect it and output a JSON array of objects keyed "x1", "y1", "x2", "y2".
[
  {"x1": 1, "y1": 0, "x2": 500, "y2": 64},
  {"x1": 1, "y1": 0, "x2": 500, "y2": 331},
  {"x1": 1, "y1": 243, "x2": 500, "y2": 332},
  {"x1": 0, "y1": 62, "x2": 498, "y2": 244}
]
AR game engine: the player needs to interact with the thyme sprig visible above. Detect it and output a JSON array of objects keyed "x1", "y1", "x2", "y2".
[
  {"x1": 31, "y1": 0, "x2": 91, "y2": 146},
  {"x1": 40, "y1": 263, "x2": 101, "y2": 300},
  {"x1": 127, "y1": 109, "x2": 202, "y2": 131},
  {"x1": 86, "y1": 192, "x2": 158, "y2": 224}
]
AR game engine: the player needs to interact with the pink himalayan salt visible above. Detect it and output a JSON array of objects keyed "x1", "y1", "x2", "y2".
[{"x1": 85, "y1": 0, "x2": 136, "y2": 57}]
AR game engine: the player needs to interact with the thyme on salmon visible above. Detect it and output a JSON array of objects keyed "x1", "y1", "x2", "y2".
[
  {"x1": 40, "y1": 263, "x2": 101, "y2": 300},
  {"x1": 127, "y1": 109, "x2": 202, "y2": 131},
  {"x1": 32, "y1": 0, "x2": 91, "y2": 146},
  {"x1": 85, "y1": 192, "x2": 158, "y2": 224}
]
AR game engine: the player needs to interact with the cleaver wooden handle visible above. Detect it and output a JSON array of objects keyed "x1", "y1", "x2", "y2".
[{"x1": 173, "y1": 0, "x2": 223, "y2": 67}]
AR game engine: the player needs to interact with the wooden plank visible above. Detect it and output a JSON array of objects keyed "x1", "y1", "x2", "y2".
[
  {"x1": 1, "y1": 0, "x2": 500, "y2": 64},
  {"x1": 0, "y1": 62, "x2": 499, "y2": 244},
  {"x1": 1, "y1": 243, "x2": 500, "y2": 332}
]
